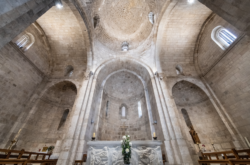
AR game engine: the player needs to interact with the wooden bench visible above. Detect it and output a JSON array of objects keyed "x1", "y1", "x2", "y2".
[
  {"x1": 0, "y1": 149, "x2": 52, "y2": 160},
  {"x1": 75, "y1": 154, "x2": 87, "y2": 165},
  {"x1": 198, "y1": 148, "x2": 250, "y2": 165},
  {"x1": 0, "y1": 159, "x2": 57, "y2": 165}
]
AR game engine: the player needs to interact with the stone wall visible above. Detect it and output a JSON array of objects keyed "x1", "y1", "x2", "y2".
[
  {"x1": 0, "y1": 0, "x2": 56, "y2": 49},
  {"x1": 173, "y1": 81, "x2": 233, "y2": 151},
  {"x1": 197, "y1": 12, "x2": 250, "y2": 147},
  {"x1": 204, "y1": 35, "x2": 250, "y2": 146},
  {"x1": 197, "y1": 15, "x2": 242, "y2": 75},
  {"x1": 0, "y1": 43, "x2": 43, "y2": 147},
  {"x1": 16, "y1": 81, "x2": 77, "y2": 151},
  {"x1": 98, "y1": 94, "x2": 151, "y2": 141},
  {"x1": 12, "y1": 24, "x2": 51, "y2": 75},
  {"x1": 198, "y1": 0, "x2": 250, "y2": 35}
]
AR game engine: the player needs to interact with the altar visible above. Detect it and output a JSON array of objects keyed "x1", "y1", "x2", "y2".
[{"x1": 86, "y1": 141, "x2": 163, "y2": 165}]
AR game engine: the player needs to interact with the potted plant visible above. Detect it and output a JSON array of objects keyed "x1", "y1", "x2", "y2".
[
  {"x1": 121, "y1": 135, "x2": 132, "y2": 165},
  {"x1": 47, "y1": 146, "x2": 55, "y2": 154}
]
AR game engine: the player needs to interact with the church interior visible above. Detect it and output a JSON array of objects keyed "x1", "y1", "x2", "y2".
[{"x1": 0, "y1": 0, "x2": 250, "y2": 164}]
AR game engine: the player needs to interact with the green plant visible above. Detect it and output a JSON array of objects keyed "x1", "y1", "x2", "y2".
[
  {"x1": 47, "y1": 146, "x2": 54, "y2": 152},
  {"x1": 121, "y1": 135, "x2": 132, "y2": 164}
]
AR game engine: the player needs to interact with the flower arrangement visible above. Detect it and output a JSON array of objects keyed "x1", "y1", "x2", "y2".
[
  {"x1": 121, "y1": 135, "x2": 132, "y2": 164},
  {"x1": 47, "y1": 146, "x2": 54, "y2": 153}
]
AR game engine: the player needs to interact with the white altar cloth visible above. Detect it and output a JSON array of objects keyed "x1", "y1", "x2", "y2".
[{"x1": 86, "y1": 140, "x2": 163, "y2": 165}]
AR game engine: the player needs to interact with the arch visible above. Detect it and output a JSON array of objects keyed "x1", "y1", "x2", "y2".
[
  {"x1": 93, "y1": 57, "x2": 155, "y2": 80},
  {"x1": 168, "y1": 77, "x2": 211, "y2": 98},
  {"x1": 67, "y1": 0, "x2": 93, "y2": 72},
  {"x1": 193, "y1": 13, "x2": 216, "y2": 76},
  {"x1": 44, "y1": 80, "x2": 78, "y2": 95},
  {"x1": 87, "y1": 57, "x2": 159, "y2": 142}
]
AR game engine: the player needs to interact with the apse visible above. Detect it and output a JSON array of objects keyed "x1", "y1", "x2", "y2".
[
  {"x1": 98, "y1": 71, "x2": 151, "y2": 140},
  {"x1": 84, "y1": 58, "x2": 163, "y2": 145}
]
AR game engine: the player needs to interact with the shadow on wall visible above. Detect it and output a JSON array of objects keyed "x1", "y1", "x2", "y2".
[
  {"x1": 172, "y1": 80, "x2": 234, "y2": 152},
  {"x1": 14, "y1": 81, "x2": 77, "y2": 151}
]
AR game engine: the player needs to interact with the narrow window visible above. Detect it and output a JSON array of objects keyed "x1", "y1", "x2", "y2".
[
  {"x1": 122, "y1": 106, "x2": 126, "y2": 117},
  {"x1": 219, "y1": 29, "x2": 236, "y2": 45},
  {"x1": 106, "y1": 100, "x2": 109, "y2": 117},
  {"x1": 175, "y1": 65, "x2": 183, "y2": 75},
  {"x1": 138, "y1": 101, "x2": 142, "y2": 118},
  {"x1": 15, "y1": 33, "x2": 35, "y2": 51},
  {"x1": 65, "y1": 65, "x2": 74, "y2": 77},
  {"x1": 58, "y1": 109, "x2": 69, "y2": 130},
  {"x1": 211, "y1": 26, "x2": 237, "y2": 50}
]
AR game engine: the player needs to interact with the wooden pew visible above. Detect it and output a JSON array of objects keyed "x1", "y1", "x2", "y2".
[
  {"x1": 0, "y1": 159, "x2": 57, "y2": 165},
  {"x1": 75, "y1": 154, "x2": 87, "y2": 165},
  {"x1": 198, "y1": 148, "x2": 250, "y2": 165},
  {"x1": 0, "y1": 149, "x2": 51, "y2": 160}
]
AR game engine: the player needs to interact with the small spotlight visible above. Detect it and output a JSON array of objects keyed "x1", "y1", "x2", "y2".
[
  {"x1": 188, "y1": 0, "x2": 194, "y2": 3},
  {"x1": 56, "y1": 1, "x2": 63, "y2": 9}
]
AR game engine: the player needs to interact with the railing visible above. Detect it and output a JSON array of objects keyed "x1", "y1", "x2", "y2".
[
  {"x1": 0, "y1": 148, "x2": 57, "y2": 165},
  {"x1": 0, "y1": 149, "x2": 52, "y2": 160},
  {"x1": 0, "y1": 159, "x2": 57, "y2": 165},
  {"x1": 75, "y1": 154, "x2": 87, "y2": 165},
  {"x1": 198, "y1": 148, "x2": 250, "y2": 165}
]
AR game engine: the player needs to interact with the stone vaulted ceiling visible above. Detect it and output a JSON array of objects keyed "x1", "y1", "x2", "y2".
[
  {"x1": 93, "y1": 0, "x2": 156, "y2": 51},
  {"x1": 172, "y1": 80, "x2": 208, "y2": 106},
  {"x1": 36, "y1": 1, "x2": 88, "y2": 78},
  {"x1": 156, "y1": 0, "x2": 212, "y2": 76},
  {"x1": 104, "y1": 71, "x2": 144, "y2": 100}
]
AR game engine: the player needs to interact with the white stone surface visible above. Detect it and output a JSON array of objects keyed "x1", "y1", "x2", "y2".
[{"x1": 86, "y1": 141, "x2": 163, "y2": 165}]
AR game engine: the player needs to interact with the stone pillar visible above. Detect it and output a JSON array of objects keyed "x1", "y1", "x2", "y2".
[
  {"x1": 56, "y1": 77, "x2": 92, "y2": 165},
  {"x1": 154, "y1": 75, "x2": 194, "y2": 164},
  {"x1": 150, "y1": 76, "x2": 178, "y2": 164}
]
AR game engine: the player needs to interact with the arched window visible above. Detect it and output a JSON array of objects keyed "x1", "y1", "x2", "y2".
[
  {"x1": 122, "y1": 106, "x2": 126, "y2": 117},
  {"x1": 138, "y1": 101, "x2": 142, "y2": 118},
  {"x1": 176, "y1": 65, "x2": 183, "y2": 75},
  {"x1": 106, "y1": 100, "x2": 109, "y2": 117},
  {"x1": 65, "y1": 65, "x2": 74, "y2": 77},
  {"x1": 58, "y1": 109, "x2": 69, "y2": 130},
  {"x1": 15, "y1": 33, "x2": 35, "y2": 51},
  {"x1": 212, "y1": 26, "x2": 237, "y2": 50}
]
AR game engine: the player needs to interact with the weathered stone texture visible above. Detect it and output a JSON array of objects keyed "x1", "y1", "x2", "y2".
[
  {"x1": 12, "y1": 24, "x2": 51, "y2": 75},
  {"x1": 17, "y1": 81, "x2": 77, "y2": 151},
  {"x1": 197, "y1": 15, "x2": 242, "y2": 75},
  {"x1": 0, "y1": 43, "x2": 43, "y2": 145},
  {"x1": 173, "y1": 81, "x2": 233, "y2": 151},
  {"x1": 205, "y1": 35, "x2": 250, "y2": 143},
  {"x1": 198, "y1": 0, "x2": 250, "y2": 35},
  {"x1": 156, "y1": 0, "x2": 212, "y2": 76},
  {"x1": 0, "y1": 0, "x2": 56, "y2": 49}
]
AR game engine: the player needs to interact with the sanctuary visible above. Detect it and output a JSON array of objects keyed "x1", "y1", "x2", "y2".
[{"x1": 0, "y1": 0, "x2": 250, "y2": 165}]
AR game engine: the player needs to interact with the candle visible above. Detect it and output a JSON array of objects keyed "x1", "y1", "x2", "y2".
[
  {"x1": 153, "y1": 132, "x2": 156, "y2": 137},
  {"x1": 93, "y1": 133, "x2": 95, "y2": 138},
  {"x1": 244, "y1": 137, "x2": 250, "y2": 148}
]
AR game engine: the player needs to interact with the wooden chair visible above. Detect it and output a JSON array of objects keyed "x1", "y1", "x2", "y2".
[
  {"x1": 198, "y1": 148, "x2": 250, "y2": 165},
  {"x1": 75, "y1": 154, "x2": 87, "y2": 165}
]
